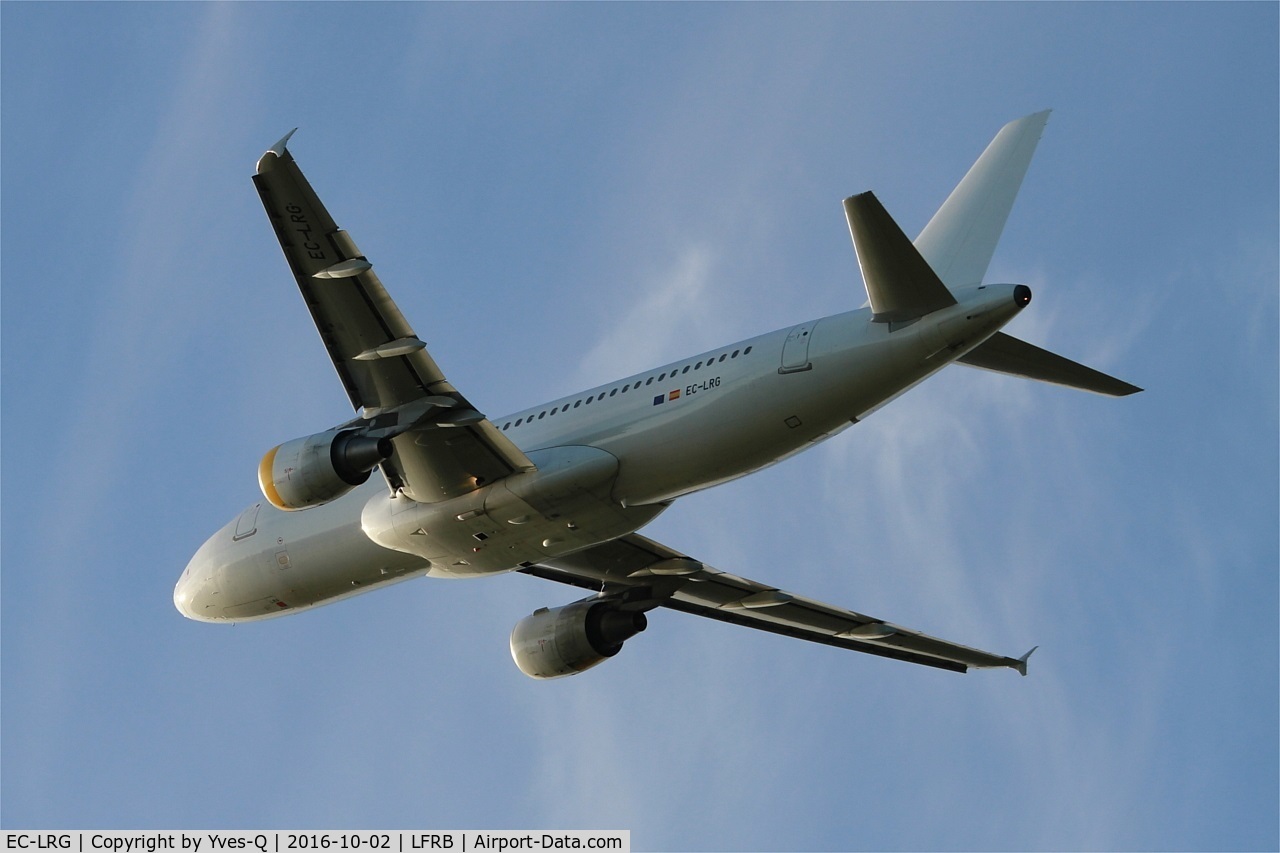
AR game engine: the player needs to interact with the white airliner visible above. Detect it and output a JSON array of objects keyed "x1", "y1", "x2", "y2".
[{"x1": 175, "y1": 111, "x2": 1139, "y2": 678}]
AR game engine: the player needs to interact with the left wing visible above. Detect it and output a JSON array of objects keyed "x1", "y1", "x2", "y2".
[
  {"x1": 253, "y1": 132, "x2": 533, "y2": 501},
  {"x1": 521, "y1": 534, "x2": 1034, "y2": 675}
]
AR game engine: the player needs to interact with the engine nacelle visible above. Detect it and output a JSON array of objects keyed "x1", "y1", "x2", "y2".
[
  {"x1": 258, "y1": 429, "x2": 392, "y2": 511},
  {"x1": 510, "y1": 599, "x2": 648, "y2": 679}
]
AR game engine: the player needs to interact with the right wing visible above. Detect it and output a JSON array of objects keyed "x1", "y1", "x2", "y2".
[
  {"x1": 253, "y1": 132, "x2": 534, "y2": 501},
  {"x1": 522, "y1": 534, "x2": 1034, "y2": 675}
]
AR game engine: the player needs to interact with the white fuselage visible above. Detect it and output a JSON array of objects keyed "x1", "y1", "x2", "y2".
[{"x1": 175, "y1": 284, "x2": 1024, "y2": 622}]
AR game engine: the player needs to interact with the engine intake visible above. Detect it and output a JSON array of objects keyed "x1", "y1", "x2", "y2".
[
  {"x1": 259, "y1": 429, "x2": 392, "y2": 511},
  {"x1": 510, "y1": 599, "x2": 648, "y2": 679}
]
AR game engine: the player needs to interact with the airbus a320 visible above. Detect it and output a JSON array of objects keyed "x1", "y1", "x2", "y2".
[{"x1": 175, "y1": 111, "x2": 1139, "y2": 679}]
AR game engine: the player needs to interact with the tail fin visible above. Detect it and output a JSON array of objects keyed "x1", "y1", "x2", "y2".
[
  {"x1": 845, "y1": 111, "x2": 1051, "y2": 321},
  {"x1": 844, "y1": 112, "x2": 1142, "y2": 398},
  {"x1": 959, "y1": 332, "x2": 1142, "y2": 397},
  {"x1": 915, "y1": 110, "x2": 1052, "y2": 290}
]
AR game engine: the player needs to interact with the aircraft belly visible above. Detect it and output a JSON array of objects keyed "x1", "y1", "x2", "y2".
[
  {"x1": 273, "y1": 516, "x2": 424, "y2": 607},
  {"x1": 361, "y1": 445, "x2": 665, "y2": 577},
  {"x1": 193, "y1": 486, "x2": 424, "y2": 620}
]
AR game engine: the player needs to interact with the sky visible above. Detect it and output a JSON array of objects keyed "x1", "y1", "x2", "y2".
[{"x1": 2, "y1": 3, "x2": 1276, "y2": 850}]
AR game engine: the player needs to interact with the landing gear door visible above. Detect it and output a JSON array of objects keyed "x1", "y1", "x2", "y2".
[{"x1": 780, "y1": 322, "x2": 815, "y2": 374}]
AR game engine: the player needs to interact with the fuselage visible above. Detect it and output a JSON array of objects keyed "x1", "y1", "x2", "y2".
[{"x1": 175, "y1": 283, "x2": 1026, "y2": 623}]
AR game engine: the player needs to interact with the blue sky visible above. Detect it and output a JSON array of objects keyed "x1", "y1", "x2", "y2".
[{"x1": 2, "y1": 3, "x2": 1276, "y2": 850}]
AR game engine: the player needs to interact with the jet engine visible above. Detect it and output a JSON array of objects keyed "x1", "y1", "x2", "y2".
[
  {"x1": 258, "y1": 429, "x2": 392, "y2": 511},
  {"x1": 510, "y1": 599, "x2": 648, "y2": 679}
]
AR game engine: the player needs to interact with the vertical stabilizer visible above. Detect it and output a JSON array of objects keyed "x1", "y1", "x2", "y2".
[{"x1": 915, "y1": 110, "x2": 1051, "y2": 289}]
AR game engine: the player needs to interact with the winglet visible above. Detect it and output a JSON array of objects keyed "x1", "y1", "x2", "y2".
[
  {"x1": 256, "y1": 128, "x2": 298, "y2": 174},
  {"x1": 1014, "y1": 645, "x2": 1039, "y2": 677}
]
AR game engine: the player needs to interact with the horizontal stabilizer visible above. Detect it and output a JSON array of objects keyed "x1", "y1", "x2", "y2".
[
  {"x1": 844, "y1": 192, "x2": 956, "y2": 323},
  {"x1": 959, "y1": 332, "x2": 1142, "y2": 396}
]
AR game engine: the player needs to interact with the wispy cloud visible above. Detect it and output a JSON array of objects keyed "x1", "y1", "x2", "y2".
[
  {"x1": 572, "y1": 243, "x2": 721, "y2": 387},
  {"x1": 10, "y1": 1, "x2": 261, "y2": 813}
]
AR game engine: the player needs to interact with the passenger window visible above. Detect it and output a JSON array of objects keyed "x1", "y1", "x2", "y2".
[
  {"x1": 538, "y1": 411, "x2": 546, "y2": 419},
  {"x1": 574, "y1": 400, "x2": 581, "y2": 408},
  {"x1": 515, "y1": 418, "x2": 523, "y2": 426},
  {"x1": 682, "y1": 366, "x2": 690, "y2": 374},
  {"x1": 659, "y1": 372, "x2": 666, "y2": 381},
  {"x1": 731, "y1": 350, "x2": 740, "y2": 358},
  {"x1": 645, "y1": 377, "x2": 654, "y2": 385},
  {"x1": 718, "y1": 354, "x2": 727, "y2": 362},
  {"x1": 609, "y1": 388, "x2": 618, "y2": 397},
  {"x1": 744, "y1": 346, "x2": 752, "y2": 355}
]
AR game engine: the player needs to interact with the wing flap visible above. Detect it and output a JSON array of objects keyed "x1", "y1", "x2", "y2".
[
  {"x1": 253, "y1": 134, "x2": 533, "y2": 500},
  {"x1": 524, "y1": 533, "x2": 1030, "y2": 674},
  {"x1": 668, "y1": 569, "x2": 1023, "y2": 671},
  {"x1": 254, "y1": 142, "x2": 440, "y2": 411}
]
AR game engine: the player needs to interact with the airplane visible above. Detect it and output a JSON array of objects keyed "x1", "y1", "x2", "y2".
[{"x1": 175, "y1": 110, "x2": 1140, "y2": 679}]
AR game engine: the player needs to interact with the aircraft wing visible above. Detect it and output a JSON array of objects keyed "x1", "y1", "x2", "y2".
[
  {"x1": 253, "y1": 132, "x2": 534, "y2": 501},
  {"x1": 521, "y1": 534, "x2": 1034, "y2": 674}
]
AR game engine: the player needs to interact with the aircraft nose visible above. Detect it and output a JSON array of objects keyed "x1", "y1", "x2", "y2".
[
  {"x1": 173, "y1": 571, "x2": 198, "y2": 619},
  {"x1": 175, "y1": 536, "x2": 223, "y2": 622}
]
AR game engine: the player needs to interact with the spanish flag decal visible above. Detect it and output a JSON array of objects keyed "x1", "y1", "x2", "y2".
[{"x1": 669, "y1": 389, "x2": 681, "y2": 401}]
